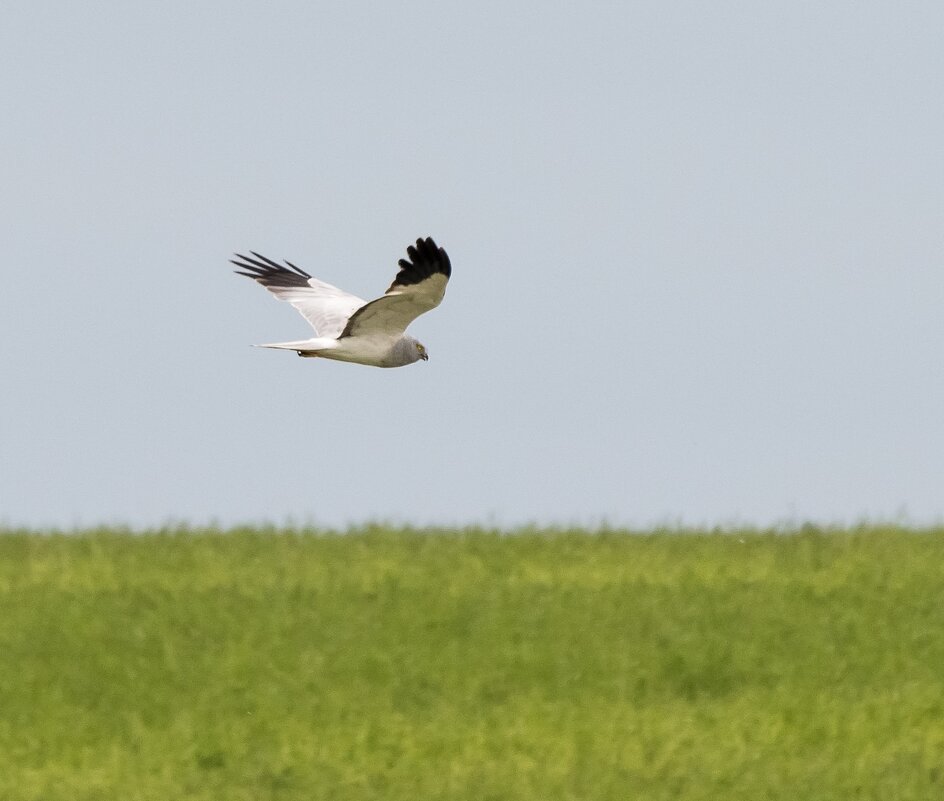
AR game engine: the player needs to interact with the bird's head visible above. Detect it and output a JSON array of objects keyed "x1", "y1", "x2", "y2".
[{"x1": 415, "y1": 342, "x2": 429, "y2": 361}]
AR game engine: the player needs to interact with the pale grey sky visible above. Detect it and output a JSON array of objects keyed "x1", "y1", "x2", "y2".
[{"x1": 2, "y1": 2, "x2": 942, "y2": 529}]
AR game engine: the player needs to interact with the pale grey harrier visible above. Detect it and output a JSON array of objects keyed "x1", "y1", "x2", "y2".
[{"x1": 232, "y1": 237, "x2": 451, "y2": 368}]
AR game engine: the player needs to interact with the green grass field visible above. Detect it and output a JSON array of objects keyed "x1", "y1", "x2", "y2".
[{"x1": 1, "y1": 526, "x2": 942, "y2": 800}]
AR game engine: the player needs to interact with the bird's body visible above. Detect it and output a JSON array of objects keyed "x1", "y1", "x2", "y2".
[
  {"x1": 282, "y1": 333, "x2": 425, "y2": 367},
  {"x1": 231, "y1": 237, "x2": 451, "y2": 368}
]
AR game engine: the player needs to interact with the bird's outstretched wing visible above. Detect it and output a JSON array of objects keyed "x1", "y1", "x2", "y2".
[
  {"x1": 339, "y1": 237, "x2": 451, "y2": 339},
  {"x1": 231, "y1": 252, "x2": 366, "y2": 339}
]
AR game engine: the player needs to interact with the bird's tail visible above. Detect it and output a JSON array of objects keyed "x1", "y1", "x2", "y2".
[{"x1": 254, "y1": 337, "x2": 338, "y2": 354}]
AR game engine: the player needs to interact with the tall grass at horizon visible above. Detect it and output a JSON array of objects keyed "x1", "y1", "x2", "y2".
[{"x1": 0, "y1": 525, "x2": 942, "y2": 800}]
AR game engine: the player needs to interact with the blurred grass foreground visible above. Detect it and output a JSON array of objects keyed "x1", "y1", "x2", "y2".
[{"x1": 1, "y1": 525, "x2": 942, "y2": 800}]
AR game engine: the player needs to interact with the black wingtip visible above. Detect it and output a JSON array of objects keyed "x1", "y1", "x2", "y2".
[
  {"x1": 230, "y1": 251, "x2": 311, "y2": 287},
  {"x1": 391, "y1": 237, "x2": 451, "y2": 288}
]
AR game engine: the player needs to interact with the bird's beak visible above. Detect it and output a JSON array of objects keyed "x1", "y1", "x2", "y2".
[{"x1": 421, "y1": 353, "x2": 429, "y2": 361}]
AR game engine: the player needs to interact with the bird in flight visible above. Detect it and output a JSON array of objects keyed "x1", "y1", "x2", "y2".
[{"x1": 231, "y1": 237, "x2": 451, "y2": 368}]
